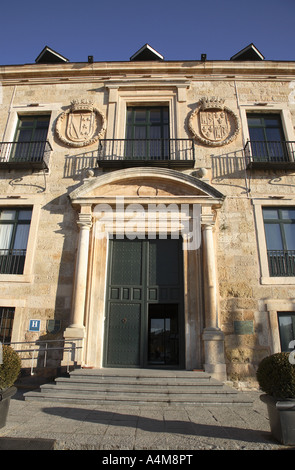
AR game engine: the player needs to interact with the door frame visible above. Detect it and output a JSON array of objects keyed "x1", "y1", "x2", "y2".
[{"x1": 103, "y1": 237, "x2": 185, "y2": 369}]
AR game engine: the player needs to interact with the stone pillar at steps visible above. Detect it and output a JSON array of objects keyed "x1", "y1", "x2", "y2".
[
  {"x1": 202, "y1": 223, "x2": 226, "y2": 382},
  {"x1": 62, "y1": 212, "x2": 92, "y2": 368}
]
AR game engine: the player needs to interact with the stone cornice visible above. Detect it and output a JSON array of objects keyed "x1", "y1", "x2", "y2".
[{"x1": 1, "y1": 60, "x2": 295, "y2": 85}]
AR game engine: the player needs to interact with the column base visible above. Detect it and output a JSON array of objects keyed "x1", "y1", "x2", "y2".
[
  {"x1": 64, "y1": 325, "x2": 86, "y2": 340},
  {"x1": 62, "y1": 325, "x2": 85, "y2": 368},
  {"x1": 202, "y1": 327, "x2": 227, "y2": 382}
]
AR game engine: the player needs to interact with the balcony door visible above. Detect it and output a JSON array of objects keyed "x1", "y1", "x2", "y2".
[
  {"x1": 0, "y1": 208, "x2": 32, "y2": 274},
  {"x1": 11, "y1": 115, "x2": 50, "y2": 163},
  {"x1": 247, "y1": 113, "x2": 287, "y2": 162},
  {"x1": 104, "y1": 237, "x2": 184, "y2": 368},
  {"x1": 125, "y1": 107, "x2": 170, "y2": 160}
]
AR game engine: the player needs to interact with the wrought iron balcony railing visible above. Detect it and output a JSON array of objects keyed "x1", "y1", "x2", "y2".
[
  {"x1": 0, "y1": 249, "x2": 26, "y2": 275},
  {"x1": 244, "y1": 140, "x2": 295, "y2": 169},
  {"x1": 0, "y1": 141, "x2": 52, "y2": 169},
  {"x1": 98, "y1": 138, "x2": 195, "y2": 168},
  {"x1": 267, "y1": 250, "x2": 295, "y2": 277}
]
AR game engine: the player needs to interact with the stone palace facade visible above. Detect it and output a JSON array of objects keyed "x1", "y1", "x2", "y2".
[{"x1": 0, "y1": 43, "x2": 295, "y2": 385}]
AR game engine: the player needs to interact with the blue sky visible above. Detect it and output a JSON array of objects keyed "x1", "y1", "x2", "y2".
[{"x1": 1, "y1": 0, "x2": 294, "y2": 65}]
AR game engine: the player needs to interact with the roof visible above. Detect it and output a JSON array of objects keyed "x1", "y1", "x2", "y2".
[
  {"x1": 130, "y1": 44, "x2": 164, "y2": 61},
  {"x1": 35, "y1": 46, "x2": 69, "y2": 64},
  {"x1": 230, "y1": 43, "x2": 265, "y2": 61}
]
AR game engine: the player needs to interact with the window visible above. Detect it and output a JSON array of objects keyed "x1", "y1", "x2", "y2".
[
  {"x1": 0, "y1": 307, "x2": 15, "y2": 344},
  {"x1": 247, "y1": 113, "x2": 288, "y2": 162},
  {"x1": 0, "y1": 208, "x2": 32, "y2": 274},
  {"x1": 263, "y1": 207, "x2": 295, "y2": 276},
  {"x1": 125, "y1": 107, "x2": 170, "y2": 160},
  {"x1": 278, "y1": 312, "x2": 295, "y2": 351},
  {"x1": 11, "y1": 115, "x2": 50, "y2": 163}
]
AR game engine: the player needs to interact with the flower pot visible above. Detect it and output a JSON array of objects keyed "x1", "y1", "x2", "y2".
[
  {"x1": 260, "y1": 394, "x2": 295, "y2": 446},
  {"x1": 0, "y1": 386, "x2": 17, "y2": 429}
]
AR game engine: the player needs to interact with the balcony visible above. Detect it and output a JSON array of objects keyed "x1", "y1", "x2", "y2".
[
  {"x1": 0, "y1": 249, "x2": 26, "y2": 275},
  {"x1": 267, "y1": 250, "x2": 295, "y2": 277},
  {"x1": 97, "y1": 139, "x2": 195, "y2": 169},
  {"x1": 244, "y1": 140, "x2": 295, "y2": 170},
  {"x1": 0, "y1": 141, "x2": 52, "y2": 170}
]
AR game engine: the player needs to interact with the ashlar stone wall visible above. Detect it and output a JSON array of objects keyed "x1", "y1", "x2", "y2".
[{"x1": 0, "y1": 61, "x2": 294, "y2": 382}]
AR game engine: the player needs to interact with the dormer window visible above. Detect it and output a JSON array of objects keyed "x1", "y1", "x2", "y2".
[{"x1": 129, "y1": 44, "x2": 164, "y2": 61}]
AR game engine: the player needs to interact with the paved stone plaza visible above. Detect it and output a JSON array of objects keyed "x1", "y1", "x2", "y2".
[{"x1": 0, "y1": 389, "x2": 293, "y2": 450}]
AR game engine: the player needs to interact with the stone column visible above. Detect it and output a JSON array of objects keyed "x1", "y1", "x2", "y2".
[
  {"x1": 202, "y1": 223, "x2": 226, "y2": 381},
  {"x1": 64, "y1": 212, "x2": 92, "y2": 340},
  {"x1": 202, "y1": 224, "x2": 218, "y2": 328}
]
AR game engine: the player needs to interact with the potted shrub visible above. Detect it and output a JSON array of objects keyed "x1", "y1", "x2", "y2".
[
  {"x1": 0, "y1": 344, "x2": 21, "y2": 428},
  {"x1": 256, "y1": 352, "x2": 295, "y2": 446}
]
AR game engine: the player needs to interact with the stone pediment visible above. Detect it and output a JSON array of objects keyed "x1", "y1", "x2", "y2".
[{"x1": 69, "y1": 168, "x2": 224, "y2": 203}]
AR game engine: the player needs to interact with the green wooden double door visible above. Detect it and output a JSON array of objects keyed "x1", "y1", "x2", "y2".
[{"x1": 104, "y1": 237, "x2": 184, "y2": 368}]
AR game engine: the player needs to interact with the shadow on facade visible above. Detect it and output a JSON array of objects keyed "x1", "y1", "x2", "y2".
[
  {"x1": 26, "y1": 189, "x2": 81, "y2": 377},
  {"x1": 211, "y1": 149, "x2": 246, "y2": 178},
  {"x1": 210, "y1": 149, "x2": 250, "y2": 196},
  {"x1": 223, "y1": 297, "x2": 271, "y2": 384},
  {"x1": 211, "y1": 148, "x2": 295, "y2": 197},
  {"x1": 64, "y1": 151, "x2": 99, "y2": 179}
]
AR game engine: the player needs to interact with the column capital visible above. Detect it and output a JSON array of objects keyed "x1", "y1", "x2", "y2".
[
  {"x1": 77, "y1": 213, "x2": 92, "y2": 229},
  {"x1": 201, "y1": 214, "x2": 215, "y2": 227}
]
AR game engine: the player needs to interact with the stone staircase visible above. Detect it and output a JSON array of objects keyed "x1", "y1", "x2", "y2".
[{"x1": 24, "y1": 368, "x2": 253, "y2": 406}]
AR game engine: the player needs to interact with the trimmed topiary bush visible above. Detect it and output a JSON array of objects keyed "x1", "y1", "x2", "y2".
[
  {"x1": 0, "y1": 345, "x2": 21, "y2": 390},
  {"x1": 256, "y1": 352, "x2": 295, "y2": 399}
]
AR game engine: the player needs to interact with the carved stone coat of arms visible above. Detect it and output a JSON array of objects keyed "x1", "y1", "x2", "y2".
[
  {"x1": 188, "y1": 97, "x2": 239, "y2": 147},
  {"x1": 55, "y1": 99, "x2": 106, "y2": 147}
]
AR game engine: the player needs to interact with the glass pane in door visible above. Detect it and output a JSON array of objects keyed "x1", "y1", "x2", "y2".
[
  {"x1": 148, "y1": 304, "x2": 179, "y2": 365},
  {"x1": 278, "y1": 313, "x2": 295, "y2": 351}
]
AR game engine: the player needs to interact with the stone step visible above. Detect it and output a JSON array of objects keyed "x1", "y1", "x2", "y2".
[
  {"x1": 50, "y1": 380, "x2": 224, "y2": 392},
  {"x1": 37, "y1": 383, "x2": 232, "y2": 396},
  {"x1": 54, "y1": 374, "x2": 216, "y2": 386},
  {"x1": 24, "y1": 367, "x2": 253, "y2": 406},
  {"x1": 24, "y1": 388, "x2": 252, "y2": 406},
  {"x1": 69, "y1": 368, "x2": 212, "y2": 380},
  {"x1": 65, "y1": 369, "x2": 213, "y2": 385}
]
